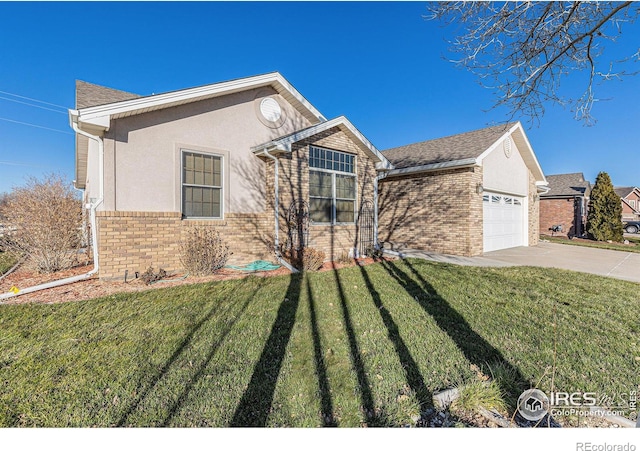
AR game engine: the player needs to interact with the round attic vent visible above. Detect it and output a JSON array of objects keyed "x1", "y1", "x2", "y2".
[
  {"x1": 260, "y1": 97, "x2": 282, "y2": 122},
  {"x1": 503, "y1": 138, "x2": 512, "y2": 158}
]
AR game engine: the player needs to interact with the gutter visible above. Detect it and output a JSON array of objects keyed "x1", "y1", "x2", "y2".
[
  {"x1": 261, "y1": 148, "x2": 298, "y2": 274},
  {"x1": 384, "y1": 158, "x2": 479, "y2": 178},
  {"x1": 0, "y1": 113, "x2": 105, "y2": 302}
]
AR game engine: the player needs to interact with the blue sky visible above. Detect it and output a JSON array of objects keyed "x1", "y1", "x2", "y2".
[{"x1": 1, "y1": 1, "x2": 639, "y2": 194}]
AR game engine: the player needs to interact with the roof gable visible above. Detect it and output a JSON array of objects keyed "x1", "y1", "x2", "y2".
[
  {"x1": 71, "y1": 72, "x2": 325, "y2": 130},
  {"x1": 252, "y1": 116, "x2": 393, "y2": 171}
]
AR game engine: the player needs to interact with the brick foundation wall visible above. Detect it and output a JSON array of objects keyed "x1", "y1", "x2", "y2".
[
  {"x1": 539, "y1": 198, "x2": 576, "y2": 237},
  {"x1": 378, "y1": 167, "x2": 484, "y2": 257},
  {"x1": 96, "y1": 211, "x2": 273, "y2": 280}
]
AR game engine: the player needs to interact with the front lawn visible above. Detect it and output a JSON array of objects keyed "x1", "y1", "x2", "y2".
[
  {"x1": 0, "y1": 252, "x2": 18, "y2": 276},
  {"x1": 542, "y1": 235, "x2": 640, "y2": 253},
  {"x1": 0, "y1": 259, "x2": 637, "y2": 427}
]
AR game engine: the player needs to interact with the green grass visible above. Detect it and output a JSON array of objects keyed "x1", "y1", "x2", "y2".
[
  {"x1": 0, "y1": 252, "x2": 18, "y2": 276},
  {"x1": 542, "y1": 235, "x2": 640, "y2": 253},
  {"x1": 0, "y1": 259, "x2": 638, "y2": 427}
]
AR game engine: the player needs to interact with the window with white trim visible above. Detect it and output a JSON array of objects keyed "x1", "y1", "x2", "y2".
[
  {"x1": 309, "y1": 146, "x2": 356, "y2": 224},
  {"x1": 182, "y1": 150, "x2": 222, "y2": 218}
]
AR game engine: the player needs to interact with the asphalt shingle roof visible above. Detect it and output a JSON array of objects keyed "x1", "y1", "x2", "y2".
[
  {"x1": 381, "y1": 123, "x2": 515, "y2": 169},
  {"x1": 75, "y1": 80, "x2": 140, "y2": 109},
  {"x1": 541, "y1": 173, "x2": 591, "y2": 198},
  {"x1": 614, "y1": 186, "x2": 636, "y2": 198}
]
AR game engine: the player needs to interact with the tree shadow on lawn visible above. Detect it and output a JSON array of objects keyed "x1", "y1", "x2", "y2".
[
  {"x1": 380, "y1": 259, "x2": 530, "y2": 407},
  {"x1": 229, "y1": 273, "x2": 304, "y2": 427},
  {"x1": 331, "y1": 266, "x2": 393, "y2": 427},
  {"x1": 306, "y1": 275, "x2": 337, "y2": 426},
  {"x1": 117, "y1": 279, "x2": 266, "y2": 427},
  {"x1": 357, "y1": 264, "x2": 433, "y2": 412}
]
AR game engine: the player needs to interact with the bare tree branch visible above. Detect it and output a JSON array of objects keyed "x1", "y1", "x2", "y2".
[{"x1": 426, "y1": 1, "x2": 640, "y2": 126}]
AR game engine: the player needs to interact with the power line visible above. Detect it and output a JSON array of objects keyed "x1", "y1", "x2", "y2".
[
  {"x1": 0, "y1": 89, "x2": 67, "y2": 110},
  {"x1": 0, "y1": 160, "x2": 51, "y2": 168},
  {"x1": 0, "y1": 117, "x2": 72, "y2": 135},
  {"x1": 0, "y1": 95, "x2": 67, "y2": 114}
]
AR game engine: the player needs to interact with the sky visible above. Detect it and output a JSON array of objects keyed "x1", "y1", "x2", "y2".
[{"x1": 1, "y1": 1, "x2": 639, "y2": 194}]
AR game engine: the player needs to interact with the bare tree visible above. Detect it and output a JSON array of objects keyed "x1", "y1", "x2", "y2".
[
  {"x1": 0, "y1": 193, "x2": 9, "y2": 222},
  {"x1": 427, "y1": 1, "x2": 639, "y2": 125}
]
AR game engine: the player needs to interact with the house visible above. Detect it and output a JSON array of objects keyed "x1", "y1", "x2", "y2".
[
  {"x1": 539, "y1": 173, "x2": 591, "y2": 238},
  {"x1": 378, "y1": 123, "x2": 547, "y2": 255},
  {"x1": 614, "y1": 186, "x2": 640, "y2": 222},
  {"x1": 70, "y1": 73, "x2": 392, "y2": 279}
]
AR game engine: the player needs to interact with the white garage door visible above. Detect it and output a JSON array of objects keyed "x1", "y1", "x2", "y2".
[{"x1": 483, "y1": 192, "x2": 525, "y2": 252}]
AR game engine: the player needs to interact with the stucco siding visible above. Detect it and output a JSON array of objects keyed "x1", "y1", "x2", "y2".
[
  {"x1": 99, "y1": 87, "x2": 312, "y2": 214},
  {"x1": 482, "y1": 136, "x2": 528, "y2": 196}
]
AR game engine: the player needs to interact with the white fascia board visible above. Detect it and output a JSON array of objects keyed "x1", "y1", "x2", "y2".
[
  {"x1": 75, "y1": 72, "x2": 325, "y2": 126},
  {"x1": 385, "y1": 158, "x2": 479, "y2": 178}
]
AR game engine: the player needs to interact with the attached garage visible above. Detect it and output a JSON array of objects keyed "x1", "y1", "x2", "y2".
[
  {"x1": 483, "y1": 192, "x2": 525, "y2": 252},
  {"x1": 378, "y1": 122, "x2": 548, "y2": 257}
]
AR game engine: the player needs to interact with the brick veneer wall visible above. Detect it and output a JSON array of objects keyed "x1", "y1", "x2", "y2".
[
  {"x1": 96, "y1": 211, "x2": 273, "y2": 280},
  {"x1": 539, "y1": 197, "x2": 576, "y2": 237},
  {"x1": 264, "y1": 126, "x2": 378, "y2": 261},
  {"x1": 622, "y1": 190, "x2": 640, "y2": 220},
  {"x1": 96, "y1": 126, "x2": 379, "y2": 279},
  {"x1": 378, "y1": 166, "x2": 484, "y2": 256}
]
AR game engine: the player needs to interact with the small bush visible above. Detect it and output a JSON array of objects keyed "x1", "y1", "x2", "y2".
[
  {"x1": 452, "y1": 380, "x2": 507, "y2": 413},
  {"x1": 179, "y1": 227, "x2": 230, "y2": 276},
  {"x1": 140, "y1": 267, "x2": 167, "y2": 285},
  {"x1": 0, "y1": 174, "x2": 83, "y2": 273},
  {"x1": 297, "y1": 247, "x2": 325, "y2": 271},
  {"x1": 336, "y1": 251, "x2": 352, "y2": 264}
]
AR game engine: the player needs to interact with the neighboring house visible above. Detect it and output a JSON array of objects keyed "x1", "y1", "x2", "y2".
[
  {"x1": 378, "y1": 123, "x2": 547, "y2": 255},
  {"x1": 614, "y1": 186, "x2": 640, "y2": 222},
  {"x1": 71, "y1": 73, "x2": 392, "y2": 279},
  {"x1": 539, "y1": 173, "x2": 591, "y2": 238}
]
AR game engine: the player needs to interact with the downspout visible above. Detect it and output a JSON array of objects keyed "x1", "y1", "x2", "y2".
[
  {"x1": 374, "y1": 170, "x2": 389, "y2": 250},
  {"x1": 261, "y1": 148, "x2": 298, "y2": 273},
  {"x1": 0, "y1": 114, "x2": 104, "y2": 301}
]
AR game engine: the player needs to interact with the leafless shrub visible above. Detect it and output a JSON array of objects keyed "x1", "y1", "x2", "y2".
[
  {"x1": 179, "y1": 227, "x2": 230, "y2": 276},
  {"x1": 140, "y1": 266, "x2": 167, "y2": 285},
  {"x1": 0, "y1": 174, "x2": 83, "y2": 273},
  {"x1": 295, "y1": 247, "x2": 325, "y2": 272}
]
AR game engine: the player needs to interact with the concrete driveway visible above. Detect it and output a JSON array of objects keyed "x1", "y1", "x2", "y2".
[{"x1": 388, "y1": 242, "x2": 640, "y2": 283}]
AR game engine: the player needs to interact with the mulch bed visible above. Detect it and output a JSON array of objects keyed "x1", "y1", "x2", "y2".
[{"x1": 0, "y1": 256, "x2": 389, "y2": 306}]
